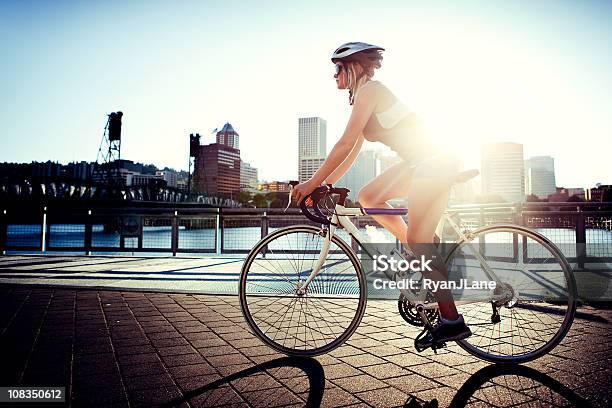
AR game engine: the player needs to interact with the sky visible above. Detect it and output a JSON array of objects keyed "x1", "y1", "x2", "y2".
[{"x1": 1, "y1": 0, "x2": 611, "y2": 189}]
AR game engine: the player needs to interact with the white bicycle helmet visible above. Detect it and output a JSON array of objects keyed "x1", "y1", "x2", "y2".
[{"x1": 331, "y1": 42, "x2": 385, "y2": 62}]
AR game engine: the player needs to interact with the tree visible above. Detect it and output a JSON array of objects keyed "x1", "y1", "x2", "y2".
[
  {"x1": 265, "y1": 192, "x2": 278, "y2": 202},
  {"x1": 142, "y1": 163, "x2": 158, "y2": 175},
  {"x1": 236, "y1": 191, "x2": 252, "y2": 204},
  {"x1": 252, "y1": 194, "x2": 268, "y2": 208}
]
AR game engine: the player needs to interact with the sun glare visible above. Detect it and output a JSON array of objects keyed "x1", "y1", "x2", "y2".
[{"x1": 376, "y1": 21, "x2": 592, "y2": 173}]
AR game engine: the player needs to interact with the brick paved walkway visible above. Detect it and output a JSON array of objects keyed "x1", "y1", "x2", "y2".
[{"x1": 1, "y1": 285, "x2": 611, "y2": 407}]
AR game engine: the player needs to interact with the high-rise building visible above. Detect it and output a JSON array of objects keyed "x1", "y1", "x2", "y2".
[
  {"x1": 299, "y1": 158, "x2": 326, "y2": 183},
  {"x1": 192, "y1": 143, "x2": 241, "y2": 196},
  {"x1": 240, "y1": 160, "x2": 258, "y2": 191},
  {"x1": 156, "y1": 170, "x2": 178, "y2": 188},
  {"x1": 298, "y1": 117, "x2": 326, "y2": 157},
  {"x1": 298, "y1": 117, "x2": 327, "y2": 182},
  {"x1": 481, "y1": 142, "x2": 525, "y2": 203},
  {"x1": 338, "y1": 150, "x2": 378, "y2": 201},
  {"x1": 216, "y1": 123, "x2": 239, "y2": 149},
  {"x1": 525, "y1": 156, "x2": 556, "y2": 199}
]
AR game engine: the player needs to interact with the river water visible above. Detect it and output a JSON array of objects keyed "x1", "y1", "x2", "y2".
[{"x1": 5, "y1": 224, "x2": 612, "y2": 258}]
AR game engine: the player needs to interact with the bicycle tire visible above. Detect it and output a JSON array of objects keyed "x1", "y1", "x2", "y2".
[
  {"x1": 239, "y1": 225, "x2": 367, "y2": 357},
  {"x1": 444, "y1": 224, "x2": 576, "y2": 363}
]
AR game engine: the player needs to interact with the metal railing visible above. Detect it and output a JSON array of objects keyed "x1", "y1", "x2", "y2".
[
  {"x1": 1, "y1": 202, "x2": 611, "y2": 265},
  {"x1": 441, "y1": 202, "x2": 612, "y2": 268}
]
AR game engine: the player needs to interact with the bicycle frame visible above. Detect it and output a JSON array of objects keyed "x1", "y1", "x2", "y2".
[{"x1": 297, "y1": 203, "x2": 506, "y2": 309}]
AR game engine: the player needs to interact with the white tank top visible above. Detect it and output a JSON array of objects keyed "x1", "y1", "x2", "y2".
[
  {"x1": 375, "y1": 99, "x2": 411, "y2": 129},
  {"x1": 360, "y1": 81, "x2": 437, "y2": 165}
]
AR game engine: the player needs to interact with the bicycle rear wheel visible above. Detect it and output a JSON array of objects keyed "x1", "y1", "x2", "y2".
[
  {"x1": 444, "y1": 225, "x2": 576, "y2": 363},
  {"x1": 239, "y1": 225, "x2": 366, "y2": 357}
]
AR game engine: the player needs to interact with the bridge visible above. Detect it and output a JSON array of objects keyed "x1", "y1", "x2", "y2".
[{"x1": 0, "y1": 179, "x2": 243, "y2": 207}]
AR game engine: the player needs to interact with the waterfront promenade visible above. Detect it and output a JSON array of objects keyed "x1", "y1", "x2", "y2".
[
  {"x1": 2, "y1": 254, "x2": 611, "y2": 301},
  {"x1": 1, "y1": 254, "x2": 612, "y2": 407}
]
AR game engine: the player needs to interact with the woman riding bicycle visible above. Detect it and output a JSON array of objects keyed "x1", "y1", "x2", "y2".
[{"x1": 292, "y1": 41, "x2": 471, "y2": 350}]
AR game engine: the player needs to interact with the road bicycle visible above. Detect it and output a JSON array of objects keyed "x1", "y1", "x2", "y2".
[{"x1": 238, "y1": 170, "x2": 576, "y2": 363}]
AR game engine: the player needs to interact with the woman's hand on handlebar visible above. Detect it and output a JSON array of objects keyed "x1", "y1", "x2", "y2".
[
  {"x1": 291, "y1": 180, "x2": 315, "y2": 204},
  {"x1": 292, "y1": 179, "x2": 319, "y2": 204}
]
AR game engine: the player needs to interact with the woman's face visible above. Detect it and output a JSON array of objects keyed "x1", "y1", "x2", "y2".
[
  {"x1": 335, "y1": 62, "x2": 365, "y2": 90},
  {"x1": 334, "y1": 62, "x2": 348, "y2": 89}
]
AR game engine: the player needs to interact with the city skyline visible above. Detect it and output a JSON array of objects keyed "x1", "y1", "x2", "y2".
[
  {"x1": 0, "y1": 139, "x2": 604, "y2": 192},
  {"x1": 1, "y1": 1, "x2": 611, "y2": 188},
  {"x1": 1, "y1": 141, "x2": 608, "y2": 204}
]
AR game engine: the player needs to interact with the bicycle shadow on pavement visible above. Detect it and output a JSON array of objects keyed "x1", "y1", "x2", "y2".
[
  {"x1": 400, "y1": 364, "x2": 593, "y2": 408},
  {"x1": 161, "y1": 356, "x2": 325, "y2": 408}
]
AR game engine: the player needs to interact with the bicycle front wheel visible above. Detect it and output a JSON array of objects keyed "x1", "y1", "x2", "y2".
[
  {"x1": 445, "y1": 225, "x2": 577, "y2": 363},
  {"x1": 239, "y1": 225, "x2": 366, "y2": 357}
]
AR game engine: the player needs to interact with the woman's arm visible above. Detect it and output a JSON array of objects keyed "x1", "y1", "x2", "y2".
[
  {"x1": 292, "y1": 83, "x2": 378, "y2": 203},
  {"x1": 309, "y1": 86, "x2": 377, "y2": 185},
  {"x1": 324, "y1": 134, "x2": 364, "y2": 185}
]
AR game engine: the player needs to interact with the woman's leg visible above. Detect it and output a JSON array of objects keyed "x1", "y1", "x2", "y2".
[
  {"x1": 359, "y1": 154, "x2": 468, "y2": 348},
  {"x1": 358, "y1": 156, "x2": 461, "y2": 318},
  {"x1": 405, "y1": 176, "x2": 459, "y2": 320},
  {"x1": 357, "y1": 161, "x2": 414, "y2": 242}
]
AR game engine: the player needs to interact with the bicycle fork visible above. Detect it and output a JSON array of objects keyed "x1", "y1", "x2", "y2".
[{"x1": 296, "y1": 217, "x2": 338, "y2": 295}]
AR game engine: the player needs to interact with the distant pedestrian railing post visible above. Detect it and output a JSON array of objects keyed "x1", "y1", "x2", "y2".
[
  {"x1": 575, "y1": 210, "x2": 587, "y2": 269},
  {"x1": 41, "y1": 206, "x2": 47, "y2": 252},
  {"x1": 171, "y1": 210, "x2": 179, "y2": 257},
  {"x1": 84, "y1": 209, "x2": 93, "y2": 256},
  {"x1": 0, "y1": 209, "x2": 6, "y2": 255},
  {"x1": 137, "y1": 216, "x2": 144, "y2": 250},
  {"x1": 261, "y1": 211, "x2": 268, "y2": 239},
  {"x1": 215, "y1": 208, "x2": 220, "y2": 254},
  {"x1": 218, "y1": 211, "x2": 224, "y2": 255}
]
